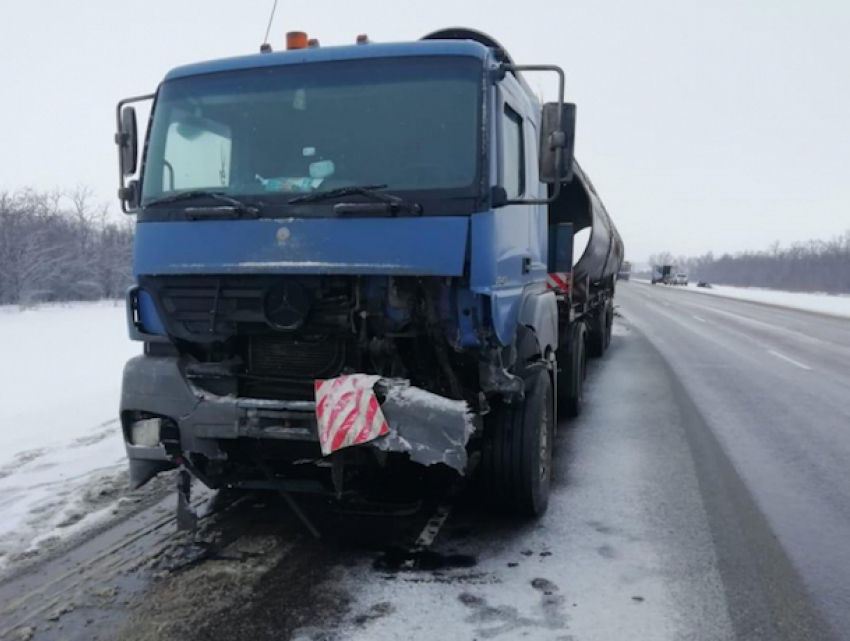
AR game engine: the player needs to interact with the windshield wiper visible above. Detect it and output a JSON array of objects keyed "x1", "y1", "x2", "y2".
[
  {"x1": 288, "y1": 184, "x2": 423, "y2": 215},
  {"x1": 287, "y1": 184, "x2": 389, "y2": 204},
  {"x1": 333, "y1": 201, "x2": 423, "y2": 216},
  {"x1": 145, "y1": 190, "x2": 261, "y2": 217}
]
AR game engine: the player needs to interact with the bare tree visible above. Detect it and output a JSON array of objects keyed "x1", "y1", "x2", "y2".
[
  {"x1": 684, "y1": 231, "x2": 850, "y2": 294},
  {"x1": 0, "y1": 188, "x2": 134, "y2": 306},
  {"x1": 648, "y1": 251, "x2": 675, "y2": 267}
]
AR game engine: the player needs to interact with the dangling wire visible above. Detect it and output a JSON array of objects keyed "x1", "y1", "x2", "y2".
[{"x1": 263, "y1": 0, "x2": 280, "y2": 47}]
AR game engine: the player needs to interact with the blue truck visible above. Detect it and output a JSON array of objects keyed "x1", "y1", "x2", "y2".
[
  {"x1": 115, "y1": 28, "x2": 623, "y2": 522},
  {"x1": 651, "y1": 265, "x2": 673, "y2": 285}
]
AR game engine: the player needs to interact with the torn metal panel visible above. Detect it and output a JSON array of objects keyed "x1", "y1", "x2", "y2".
[{"x1": 374, "y1": 381, "x2": 476, "y2": 473}]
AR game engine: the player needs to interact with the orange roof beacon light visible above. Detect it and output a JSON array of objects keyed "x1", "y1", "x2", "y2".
[
  {"x1": 286, "y1": 31, "x2": 309, "y2": 50},
  {"x1": 356, "y1": 34, "x2": 370, "y2": 45}
]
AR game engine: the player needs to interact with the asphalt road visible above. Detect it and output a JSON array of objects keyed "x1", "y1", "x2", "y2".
[
  {"x1": 1, "y1": 283, "x2": 847, "y2": 640},
  {"x1": 616, "y1": 281, "x2": 850, "y2": 638}
]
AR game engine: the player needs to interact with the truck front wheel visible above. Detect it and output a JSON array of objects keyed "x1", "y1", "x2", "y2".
[
  {"x1": 480, "y1": 368, "x2": 554, "y2": 517},
  {"x1": 557, "y1": 322, "x2": 587, "y2": 418}
]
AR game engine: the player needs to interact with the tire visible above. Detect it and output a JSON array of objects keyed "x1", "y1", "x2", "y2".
[
  {"x1": 587, "y1": 302, "x2": 611, "y2": 358},
  {"x1": 480, "y1": 368, "x2": 555, "y2": 517},
  {"x1": 557, "y1": 322, "x2": 586, "y2": 418},
  {"x1": 604, "y1": 300, "x2": 614, "y2": 350}
]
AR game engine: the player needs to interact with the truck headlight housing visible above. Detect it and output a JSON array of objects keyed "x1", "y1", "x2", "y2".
[{"x1": 130, "y1": 417, "x2": 161, "y2": 447}]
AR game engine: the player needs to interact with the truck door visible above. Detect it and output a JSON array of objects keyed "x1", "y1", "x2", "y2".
[
  {"x1": 524, "y1": 117, "x2": 547, "y2": 277},
  {"x1": 470, "y1": 79, "x2": 541, "y2": 346}
]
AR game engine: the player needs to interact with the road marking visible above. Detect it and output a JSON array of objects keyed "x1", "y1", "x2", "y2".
[
  {"x1": 704, "y1": 307, "x2": 825, "y2": 346},
  {"x1": 768, "y1": 350, "x2": 813, "y2": 371},
  {"x1": 692, "y1": 315, "x2": 707, "y2": 323}
]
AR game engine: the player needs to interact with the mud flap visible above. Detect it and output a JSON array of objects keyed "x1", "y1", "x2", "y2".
[{"x1": 176, "y1": 465, "x2": 199, "y2": 532}]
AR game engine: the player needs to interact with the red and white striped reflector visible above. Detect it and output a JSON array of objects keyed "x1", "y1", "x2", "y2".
[
  {"x1": 315, "y1": 374, "x2": 389, "y2": 456},
  {"x1": 547, "y1": 272, "x2": 572, "y2": 292}
]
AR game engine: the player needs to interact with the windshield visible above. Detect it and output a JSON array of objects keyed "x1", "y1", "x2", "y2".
[{"x1": 141, "y1": 56, "x2": 482, "y2": 207}]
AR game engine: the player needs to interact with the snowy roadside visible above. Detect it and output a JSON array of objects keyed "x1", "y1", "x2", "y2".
[
  {"x1": 0, "y1": 301, "x2": 140, "y2": 573},
  {"x1": 632, "y1": 279, "x2": 850, "y2": 319}
]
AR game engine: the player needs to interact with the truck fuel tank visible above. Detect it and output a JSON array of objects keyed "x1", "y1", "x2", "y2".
[{"x1": 548, "y1": 162, "x2": 624, "y2": 290}]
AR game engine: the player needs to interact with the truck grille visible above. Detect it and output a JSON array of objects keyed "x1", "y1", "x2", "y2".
[
  {"x1": 139, "y1": 275, "x2": 356, "y2": 400},
  {"x1": 247, "y1": 335, "x2": 346, "y2": 379},
  {"x1": 240, "y1": 334, "x2": 348, "y2": 400},
  {"x1": 138, "y1": 275, "x2": 354, "y2": 342},
  {"x1": 139, "y1": 275, "x2": 267, "y2": 339}
]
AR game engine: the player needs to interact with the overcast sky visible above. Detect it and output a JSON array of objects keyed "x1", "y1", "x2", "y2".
[{"x1": 1, "y1": 0, "x2": 848, "y2": 261}]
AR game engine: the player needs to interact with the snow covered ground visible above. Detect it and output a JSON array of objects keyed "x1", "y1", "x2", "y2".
[
  {"x1": 634, "y1": 280, "x2": 850, "y2": 319},
  {"x1": 0, "y1": 301, "x2": 139, "y2": 571}
]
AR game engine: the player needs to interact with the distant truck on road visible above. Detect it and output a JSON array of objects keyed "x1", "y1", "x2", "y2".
[
  {"x1": 651, "y1": 265, "x2": 673, "y2": 285},
  {"x1": 114, "y1": 27, "x2": 623, "y2": 522},
  {"x1": 617, "y1": 261, "x2": 631, "y2": 281}
]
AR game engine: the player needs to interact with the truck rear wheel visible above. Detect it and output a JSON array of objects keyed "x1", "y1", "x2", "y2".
[
  {"x1": 588, "y1": 299, "x2": 613, "y2": 358},
  {"x1": 557, "y1": 322, "x2": 586, "y2": 418},
  {"x1": 480, "y1": 368, "x2": 554, "y2": 517}
]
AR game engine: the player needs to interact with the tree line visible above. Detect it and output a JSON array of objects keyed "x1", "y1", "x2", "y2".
[
  {"x1": 648, "y1": 231, "x2": 850, "y2": 294},
  {"x1": 0, "y1": 188, "x2": 134, "y2": 306},
  {"x1": 3, "y1": 188, "x2": 847, "y2": 304}
]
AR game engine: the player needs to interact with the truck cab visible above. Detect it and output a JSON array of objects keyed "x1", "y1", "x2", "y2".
[{"x1": 115, "y1": 29, "x2": 616, "y2": 519}]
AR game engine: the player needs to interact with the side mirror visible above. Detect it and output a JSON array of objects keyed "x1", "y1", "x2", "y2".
[
  {"x1": 539, "y1": 102, "x2": 576, "y2": 184},
  {"x1": 118, "y1": 180, "x2": 139, "y2": 206},
  {"x1": 116, "y1": 106, "x2": 139, "y2": 177},
  {"x1": 115, "y1": 93, "x2": 154, "y2": 213}
]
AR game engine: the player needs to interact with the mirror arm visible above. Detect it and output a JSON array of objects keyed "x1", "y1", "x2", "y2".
[
  {"x1": 500, "y1": 64, "x2": 566, "y2": 206},
  {"x1": 115, "y1": 93, "x2": 155, "y2": 214}
]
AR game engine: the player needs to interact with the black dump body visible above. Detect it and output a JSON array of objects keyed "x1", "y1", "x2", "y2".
[{"x1": 549, "y1": 162, "x2": 624, "y2": 302}]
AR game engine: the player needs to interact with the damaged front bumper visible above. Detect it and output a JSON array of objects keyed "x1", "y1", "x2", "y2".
[
  {"x1": 120, "y1": 355, "x2": 479, "y2": 489},
  {"x1": 373, "y1": 381, "x2": 476, "y2": 471}
]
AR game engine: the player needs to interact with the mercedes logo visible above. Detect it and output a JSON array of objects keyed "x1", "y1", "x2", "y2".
[{"x1": 263, "y1": 281, "x2": 311, "y2": 331}]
